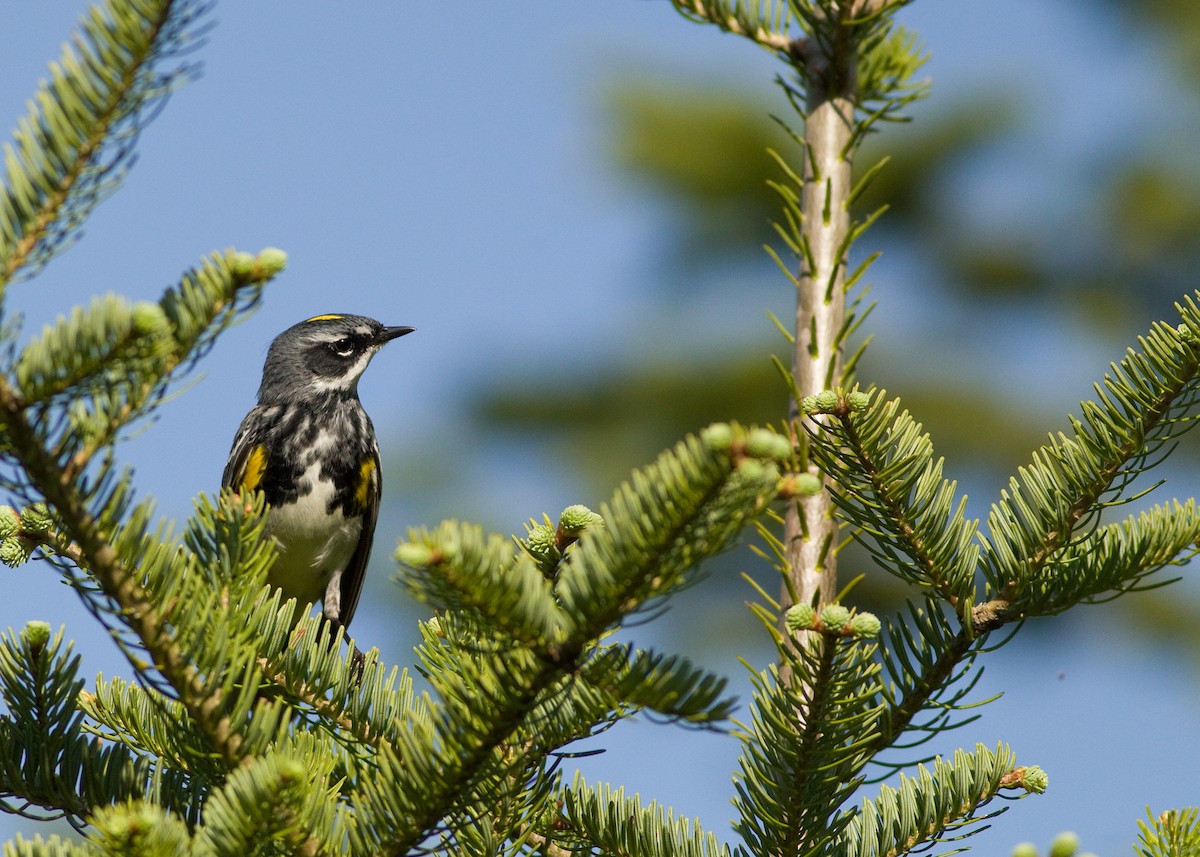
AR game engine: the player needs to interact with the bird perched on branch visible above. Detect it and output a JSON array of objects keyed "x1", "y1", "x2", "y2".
[{"x1": 222, "y1": 313, "x2": 414, "y2": 644}]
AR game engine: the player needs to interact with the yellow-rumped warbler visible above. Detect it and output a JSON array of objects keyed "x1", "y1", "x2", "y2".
[{"x1": 222, "y1": 314, "x2": 414, "y2": 637}]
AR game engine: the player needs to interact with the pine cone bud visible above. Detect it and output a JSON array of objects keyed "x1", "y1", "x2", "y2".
[
  {"x1": 814, "y1": 390, "x2": 839, "y2": 412},
  {"x1": 523, "y1": 524, "x2": 558, "y2": 564},
  {"x1": 0, "y1": 536, "x2": 33, "y2": 567},
  {"x1": 1049, "y1": 831, "x2": 1078, "y2": 857},
  {"x1": 558, "y1": 504, "x2": 602, "y2": 534},
  {"x1": 0, "y1": 507, "x2": 19, "y2": 539},
  {"x1": 790, "y1": 473, "x2": 823, "y2": 497},
  {"x1": 228, "y1": 251, "x2": 257, "y2": 278},
  {"x1": 131, "y1": 302, "x2": 170, "y2": 338},
  {"x1": 735, "y1": 458, "x2": 768, "y2": 481},
  {"x1": 701, "y1": 423, "x2": 734, "y2": 452},
  {"x1": 849, "y1": 611, "x2": 881, "y2": 638},
  {"x1": 255, "y1": 247, "x2": 288, "y2": 277},
  {"x1": 746, "y1": 428, "x2": 791, "y2": 461},
  {"x1": 819, "y1": 604, "x2": 851, "y2": 632},
  {"x1": 21, "y1": 621, "x2": 51, "y2": 655},
  {"x1": 20, "y1": 503, "x2": 52, "y2": 534},
  {"x1": 1021, "y1": 766, "x2": 1050, "y2": 795},
  {"x1": 785, "y1": 603, "x2": 816, "y2": 631}
]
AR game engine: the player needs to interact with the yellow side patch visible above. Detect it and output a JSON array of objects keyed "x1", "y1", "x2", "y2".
[
  {"x1": 355, "y1": 457, "x2": 376, "y2": 508},
  {"x1": 305, "y1": 314, "x2": 345, "y2": 323},
  {"x1": 241, "y1": 445, "x2": 268, "y2": 492}
]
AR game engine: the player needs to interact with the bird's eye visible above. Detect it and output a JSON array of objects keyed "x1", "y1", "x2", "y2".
[{"x1": 329, "y1": 338, "x2": 356, "y2": 358}]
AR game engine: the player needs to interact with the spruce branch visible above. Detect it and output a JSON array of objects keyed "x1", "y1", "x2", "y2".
[
  {"x1": 734, "y1": 623, "x2": 884, "y2": 855},
  {"x1": 984, "y1": 307, "x2": 1200, "y2": 608},
  {"x1": 1137, "y1": 807, "x2": 1200, "y2": 857},
  {"x1": 804, "y1": 389, "x2": 979, "y2": 614},
  {"x1": 1022, "y1": 499, "x2": 1200, "y2": 614},
  {"x1": 0, "y1": 624, "x2": 197, "y2": 831},
  {"x1": 0, "y1": 381, "x2": 242, "y2": 767},
  {"x1": 559, "y1": 774, "x2": 732, "y2": 857},
  {"x1": 256, "y1": 656, "x2": 390, "y2": 752},
  {"x1": 0, "y1": 623, "x2": 97, "y2": 826},
  {"x1": 665, "y1": 3, "x2": 928, "y2": 672},
  {"x1": 584, "y1": 645, "x2": 736, "y2": 726},
  {"x1": 832, "y1": 743, "x2": 1040, "y2": 857},
  {"x1": 78, "y1": 677, "x2": 205, "y2": 778},
  {"x1": 397, "y1": 520, "x2": 569, "y2": 651},
  {"x1": 872, "y1": 612, "x2": 978, "y2": 755},
  {"x1": 669, "y1": 0, "x2": 797, "y2": 54},
  {"x1": 190, "y1": 753, "x2": 334, "y2": 857},
  {"x1": 0, "y1": 0, "x2": 211, "y2": 289},
  {"x1": 18, "y1": 249, "x2": 282, "y2": 485},
  {"x1": 0, "y1": 252, "x2": 284, "y2": 774},
  {"x1": 365, "y1": 427, "x2": 785, "y2": 852},
  {"x1": 253, "y1": 617, "x2": 431, "y2": 759},
  {"x1": 364, "y1": 656, "x2": 567, "y2": 855},
  {"x1": 555, "y1": 425, "x2": 786, "y2": 641}
]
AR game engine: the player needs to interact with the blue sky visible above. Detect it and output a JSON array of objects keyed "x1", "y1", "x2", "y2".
[{"x1": 0, "y1": 1, "x2": 1197, "y2": 852}]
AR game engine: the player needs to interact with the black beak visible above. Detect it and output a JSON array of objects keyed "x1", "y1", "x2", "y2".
[{"x1": 380, "y1": 326, "x2": 415, "y2": 344}]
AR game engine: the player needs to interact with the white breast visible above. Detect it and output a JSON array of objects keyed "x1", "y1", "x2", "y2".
[{"x1": 264, "y1": 460, "x2": 362, "y2": 613}]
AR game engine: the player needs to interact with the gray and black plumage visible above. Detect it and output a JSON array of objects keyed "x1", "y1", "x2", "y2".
[{"x1": 222, "y1": 314, "x2": 413, "y2": 636}]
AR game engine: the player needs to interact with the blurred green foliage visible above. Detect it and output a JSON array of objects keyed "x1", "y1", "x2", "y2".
[{"x1": 606, "y1": 82, "x2": 789, "y2": 263}]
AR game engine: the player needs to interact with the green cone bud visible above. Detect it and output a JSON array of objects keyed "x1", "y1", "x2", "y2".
[
  {"x1": 21, "y1": 621, "x2": 51, "y2": 653},
  {"x1": 800, "y1": 395, "x2": 818, "y2": 414},
  {"x1": 20, "y1": 503, "x2": 52, "y2": 534},
  {"x1": 735, "y1": 458, "x2": 767, "y2": 481},
  {"x1": 394, "y1": 542, "x2": 435, "y2": 568},
  {"x1": 255, "y1": 247, "x2": 288, "y2": 276},
  {"x1": 1022, "y1": 766, "x2": 1049, "y2": 795},
  {"x1": 1011, "y1": 843, "x2": 1040, "y2": 857},
  {"x1": 1177, "y1": 323, "x2": 1196, "y2": 343},
  {"x1": 0, "y1": 536, "x2": 32, "y2": 567},
  {"x1": 0, "y1": 507, "x2": 18, "y2": 540},
  {"x1": 523, "y1": 524, "x2": 558, "y2": 564},
  {"x1": 701, "y1": 423, "x2": 735, "y2": 452},
  {"x1": 1049, "y1": 831, "x2": 1078, "y2": 857},
  {"x1": 785, "y1": 604, "x2": 816, "y2": 631},
  {"x1": 746, "y1": 428, "x2": 791, "y2": 461},
  {"x1": 814, "y1": 390, "x2": 839, "y2": 412},
  {"x1": 849, "y1": 611, "x2": 881, "y2": 638},
  {"x1": 819, "y1": 604, "x2": 851, "y2": 632},
  {"x1": 847, "y1": 391, "x2": 870, "y2": 412},
  {"x1": 131, "y1": 302, "x2": 170, "y2": 338},
  {"x1": 228, "y1": 251, "x2": 257, "y2": 278},
  {"x1": 792, "y1": 473, "x2": 823, "y2": 497},
  {"x1": 558, "y1": 504, "x2": 602, "y2": 534}
]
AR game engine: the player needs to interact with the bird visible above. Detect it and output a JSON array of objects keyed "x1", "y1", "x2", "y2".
[{"x1": 222, "y1": 313, "x2": 414, "y2": 644}]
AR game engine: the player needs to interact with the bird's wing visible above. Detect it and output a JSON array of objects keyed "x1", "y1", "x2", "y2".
[
  {"x1": 222, "y1": 411, "x2": 267, "y2": 492},
  {"x1": 334, "y1": 442, "x2": 382, "y2": 630}
]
